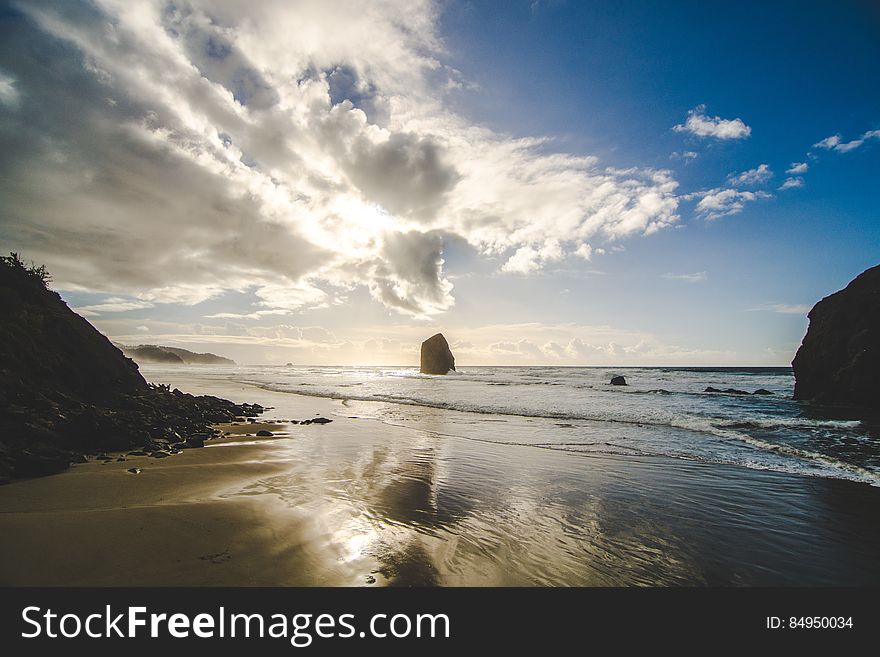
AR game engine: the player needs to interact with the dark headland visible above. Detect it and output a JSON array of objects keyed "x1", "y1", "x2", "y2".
[
  {"x1": 792, "y1": 263, "x2": 879, "y2": 409},
  {"x1": 118, "y1": 344, "x2": 236, "y2": 365},
  {"x1": 0, "y1": 254, "x2": 261, "y2": 482}
]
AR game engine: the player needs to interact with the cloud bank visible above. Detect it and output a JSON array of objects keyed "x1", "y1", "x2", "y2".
[{"x1": 0, "y1": 0, "x2": 681, "y2": 318}]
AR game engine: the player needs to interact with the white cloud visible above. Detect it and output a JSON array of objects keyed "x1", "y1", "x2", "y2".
[
  {"x1": 0, "y1": 70, "x2": 20, "y2": 107},
  {"x1": 501, "y1": 239, "x2": 564, "y2": 274},
  {"x1": 662, "y1": 271, "x2": 707, "y2": 283},
  {"x1": 0, "y1": 0, "x2": 681, "y2": 319},
  {"x1": 684, "y1": 188, "x2": 771, "y2": 220},
  {"x1": 813, "y1": 129, "x2": 880, "y2": 153},
  {"x1": 673, "y1": 104, "x2": 751, "y2": 140},
  {"x1": 749, "y1": 303, "x2": 810, "y2": 315},
  {"x1": 574, "y1": 243, "x2": 594, "y2": 260},
  {"x1": 778, "y1": 177, "x2": 804, "y2": 190},
  {"x1": 670, "y1": 150, "x2": 698, "y2": 162},
  {"x1": 727, "y1": 163, "x2": 772, "y2": 186},
  {"x1": 74, "y1": 298, "x2": 155, "y2": 315},
  {"x1": 813, "y1": 134, "x2": 842, "y2": 150},
  {"x1": 786, "y1": 162, "x2": 808, "y2": 174}
]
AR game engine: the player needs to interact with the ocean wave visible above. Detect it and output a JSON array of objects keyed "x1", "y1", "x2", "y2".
[{"x1": 232, "y1": 373, "x2": 878, "y2": 487}]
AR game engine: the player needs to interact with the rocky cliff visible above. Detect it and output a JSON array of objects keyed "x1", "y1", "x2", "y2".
[
  {"x1": 0, "y1": 254, "x2": 260, "y2": 480},
  {"x1": 792, "y1": 264, "x2": 880, "y2": 408},
  {"x1": 420, "y1": 333, "x2": 455, "y2": 374}
]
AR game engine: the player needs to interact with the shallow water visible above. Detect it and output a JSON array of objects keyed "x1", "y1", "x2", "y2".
[
  {"x1": 148, "y1": 365, "x2": 880, "y2": 487},
  {"x1": 136, "y1": 366, "x2": 880, "y2": 586}
]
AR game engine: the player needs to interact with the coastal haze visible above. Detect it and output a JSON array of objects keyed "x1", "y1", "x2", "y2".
[{"x1": 1, "y1": 0, "x2": 879, "y2": 589}]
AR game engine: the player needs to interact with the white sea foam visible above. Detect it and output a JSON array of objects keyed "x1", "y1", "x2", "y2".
[{"x1": 149, "y1": 364, "x2": 880, "y2": 487}]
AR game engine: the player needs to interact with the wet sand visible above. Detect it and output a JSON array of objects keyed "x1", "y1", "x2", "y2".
[{"x1": 1, "y1": 376, "x2": 879, "y2": 586}]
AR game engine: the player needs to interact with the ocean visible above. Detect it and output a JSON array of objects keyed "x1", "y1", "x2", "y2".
[{"x1": 178, "y1": 365, "x2": 879, "y2": 488}]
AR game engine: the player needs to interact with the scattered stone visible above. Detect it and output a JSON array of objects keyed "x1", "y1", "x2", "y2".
[
  {"x1": 256, "y1": 430, "x2": 273, "y2": 437},
  {"x1": 127, "y1": 467, "x2": 141, "y2": 474},
  {"x1": 184, "y1": 437, "x2": 205, "y2": 449},
  {"x1": 150, "y1": 451, "x2": 170, "y2": 458},
  {"x1": 704, "y1": 387, "x2": 750, "y2": 395},
  {"x1": 127, "y1": 450, "x2": 148, "y2": 456},
  {"x1": 610, "y1": 376, "x2": 627, "y2": 386},
  {"x1": 310, "y1": 417, "x2": 333, "y2": 424},
  {"x1": 753, "y1": 389, "x2": 774, "y2": 395},
  {"x1": 365, "y1": 575, "x2": 376, "y2": 585}
]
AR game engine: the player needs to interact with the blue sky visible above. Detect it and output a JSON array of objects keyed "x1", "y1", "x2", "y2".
[{"x1": 0, "y1": 0, "x2": 878, "y2": 365}]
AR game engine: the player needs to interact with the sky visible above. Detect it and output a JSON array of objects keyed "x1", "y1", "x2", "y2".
[{"x1": 0, "y1": 0, "x2": 878, "y2": 366}]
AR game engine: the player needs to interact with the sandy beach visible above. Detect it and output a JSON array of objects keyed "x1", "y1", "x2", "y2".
[{"x1": 1, "y1": 372, "x2": 878, "y2": 587}]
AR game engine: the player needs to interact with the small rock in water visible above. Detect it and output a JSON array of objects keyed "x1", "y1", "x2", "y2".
[
  {"x1": 365, "y1": 575, "x2": 376, "y2": 585},
  {"x1": 127, "y1": 467, "x2": 141, "y2": 474},
  {"x1": 610, "y1": 376, "x2": 627, "y2": 386},
  {"x1": 150, "y1": 451, "x2": 170, "y2": 458},
  {"x1": 256, "y1": 430, "x2": 273, "y2": 437},
  {"x1": 705, "y1": 387, "x2": 751, "y2": 395},
  {"x1": 310, "y1": 417, "x2": 333, "y2": 424},
  {"x1": 753, "y1": 388, "x2": 774, "y2": 395}
]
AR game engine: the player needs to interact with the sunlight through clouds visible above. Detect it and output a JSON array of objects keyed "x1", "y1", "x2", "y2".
[{"x1": 0, "y1": 0, "x2": 681, "y2": 319}]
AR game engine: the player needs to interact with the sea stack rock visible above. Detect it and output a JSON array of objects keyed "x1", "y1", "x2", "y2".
[
  {"x1": 792, "y1": 264, "x2": 880, "y2": 408},
  {"x1": 420, "y1": 333, "x2": 455, "y2": 375},
  {"x1": 610, "y1": 376, "x2": 627, "y2": 386}
]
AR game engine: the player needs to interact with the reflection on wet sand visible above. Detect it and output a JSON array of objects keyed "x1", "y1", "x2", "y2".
[{"x1": 226, "y1": 398, "x2": 880, "y2": 586}]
